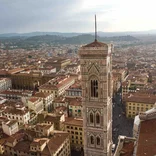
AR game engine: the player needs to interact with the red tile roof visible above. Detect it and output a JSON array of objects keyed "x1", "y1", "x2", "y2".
[
  {"x1": 137, "y1": 118, "x2": 156, "y2": 156},
  {"x1": 83, "y1": 40, "x2": 107, "y2": 47}
]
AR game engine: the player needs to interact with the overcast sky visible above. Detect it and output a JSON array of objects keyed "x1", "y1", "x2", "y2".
[{"x1": 0, "y1": 0, "x2": 156, "y2": 33}]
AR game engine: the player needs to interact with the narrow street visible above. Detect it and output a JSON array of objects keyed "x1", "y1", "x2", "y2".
[{"x1": 112, "y1": 92, "x2": 134, "y2": 145}]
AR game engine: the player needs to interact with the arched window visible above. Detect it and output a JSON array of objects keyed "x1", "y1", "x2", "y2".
[
  {"x1": 96, "y1": 113, "x2": 100, "y2": 124},
  {"x1": 90, "y1": 112, "x2": 94, "y2": 123},
  {"x1": 90, "y1": 136, "x2": 94, "y2": 144},
  {"x1": 97, "y1": 137, "x2": 100, "y2": 146},
  {"x1": 91, "y1": 80, "x2": 98, "y2": 97}
]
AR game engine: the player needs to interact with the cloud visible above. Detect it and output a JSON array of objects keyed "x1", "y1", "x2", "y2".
[{"x1": 0, "y1": 0, "x2": 156, "y2": 33}]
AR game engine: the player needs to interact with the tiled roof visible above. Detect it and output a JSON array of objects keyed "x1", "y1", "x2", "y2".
[
  {"x1": 34, "y1": 92, "x2": 52, "y2": 98},
  {"x1": 13, "y1": 140, "x2": 31, "y2": 152},
  {"x1": 28, "y1": 97, "x2": 40, "y2": 103},
  {"x1": 64, "y1": 117, "x2": 83, "y2": 127},
  {"x1": 137, "y1": 118, "x2": 156, "y2": 156},
  {"x1": 83, "y1": 40, "x2": 107, "y2": 47},
  {"x1": 46, "y1": 132, "x2": 69, "y2": 153},
  {"x1": 125, "y1": 94, "x2": 156, "y2": 104}
]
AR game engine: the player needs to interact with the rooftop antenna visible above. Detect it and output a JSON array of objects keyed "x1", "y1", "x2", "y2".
[{"x1": 95, "y1": 14, "x2": 97, "y2": 42}]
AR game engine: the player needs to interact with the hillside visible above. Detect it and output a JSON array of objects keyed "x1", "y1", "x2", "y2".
[{"x1": 0, "y1": 34, "x2": 138, "y2": 49}]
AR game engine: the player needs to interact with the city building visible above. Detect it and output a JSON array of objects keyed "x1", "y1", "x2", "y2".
[
  {"x1": 53, "y1": 96, "x2": 68, "y2": 109},
  {"x1": 27, "y1": 97, "x2": 43, "y2": 114},
  {"x1": 66, "y1": 80, "x2": 82, "y2": 98},
  {"x1": 133, "y1": 105, "x2": 156, "y2": 156},
  {"x1": 45, "y1": 57, "x2": 71, "y2": 71},
  {"x1": 79, "y1": 38, "x2": 113, "y2": 155},
  {"x1": 38, "y1": 112, "x2": 65, "y2": 130},
  {"x1": 124, "y1": 93, "x2": 156, "y2": 118},
  {"x1": 64, "y1": 117, "x2": 83, "y2": 149},
  {"x1": 2, "y1": 120, "x2": 19, "y2": 136},
  {"x1": 2, "y1": 131, "x2": 70, "y2": 156},
  {"x1": 68, "y1": 97, "x2": 82, "y2": 117},
  {"x1": 39, "y1": 75, "x2": 75, "y2": 98},
  {"x1": 11, "y1": 71, "x2": 54, "y2": 90},
  {"x1": 37, "y1": 67, "x2": 56, "y2": 74},
  {"x1": 0, "y1": 78, "x2": 12, "y2": 91},
  {"x1": 33, "y1": 92, "x2": 53, "y2": 112},
  {"x1": 114, "y1": 135, "x2": 136, "y2": 156},
  {"x1": 0, "y1": 101, "x2": 30, "y2": 125}
]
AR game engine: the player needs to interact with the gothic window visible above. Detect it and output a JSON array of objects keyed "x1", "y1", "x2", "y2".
[
  {"x1": 90, "y1": 136, "x2": 94, "y2": 144},
  {"x1": 91, "y1": 80, "x2": 98, "y2": 97},
  {"x1": 96, "y1": 113, "x2": 100, "y2": 124},
  {"x1": 90, "y1": 112, "x2": 94, "y2": 123},
  {"x1": 96, "y1": 136, "x2": 101, "y2": 146}
]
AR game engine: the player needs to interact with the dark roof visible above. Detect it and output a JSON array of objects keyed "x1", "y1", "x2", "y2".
[{"x1": 83, "y1": 40, "x2": 107, "y2": 47}]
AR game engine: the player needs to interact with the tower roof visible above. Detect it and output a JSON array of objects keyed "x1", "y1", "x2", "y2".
[{"x1": 83, "y1": 40, "x2": 107, "y2": 48}]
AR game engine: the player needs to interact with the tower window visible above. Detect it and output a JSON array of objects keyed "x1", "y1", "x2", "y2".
[
  {"x1": 90, "y1": 136, "x2": 94, "y2": 144},
  {"x1": 91, "y1": 80, "x2": 98, "y2": 97},
  {"x1": 96, "y1": 137, "x2": 101, "y2": 146},
  {"x1": 96, "y1": 113, "x2": 100, "y2": 124},
  {"x1": 90, "y1": 112, "x2": 94, "y2": 123}
]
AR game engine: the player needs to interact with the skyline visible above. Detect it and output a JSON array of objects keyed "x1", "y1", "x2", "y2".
[{"x1": 1, "y1": 0, "x2": 156, "y2": 34}]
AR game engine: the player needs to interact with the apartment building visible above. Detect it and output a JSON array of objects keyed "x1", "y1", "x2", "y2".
[
  {"x1": 2, "y1": 131, "x2": 70, "y2": 156},
  {"x1": 124, "y1": 93, "x2": 156, "y2": 118},
  {"x1": 0, "y1": 101, "x2": 30, "y2": 125},
  {"x1": 0, "y1": 78, "x2": 12, "y2": 91},
  {"x1": 39, "y1": 75, "x2": 75, "y2": 98},
  {"x1": 64, "y1": 117, "x2": 83, "y2": 149},
  {"x1": 27, "y1": 97, "x2": 43, "y2": 114},
  {"x1": 33, "y1": 92, "x2": 53, "y2": 112}
]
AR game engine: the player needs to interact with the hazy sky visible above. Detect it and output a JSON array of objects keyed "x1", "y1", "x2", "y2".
[{"x1": 0, "y1": 0, "x2": 156, "y2": 33}]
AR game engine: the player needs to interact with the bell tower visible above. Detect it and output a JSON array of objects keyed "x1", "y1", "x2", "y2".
[{"x1": 79, "y1": 16, "x2": 113, "y2": 156}]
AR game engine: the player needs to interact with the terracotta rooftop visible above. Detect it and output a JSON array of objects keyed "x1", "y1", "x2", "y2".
[
  {"x1": 83, "y1": 40, "x2": 107, "y2": 48},
  {"x1": 13, "y1": 140, "x2": 31, "y2": 152},
  {"x1": 120, "y1": 141, "x2": 135, "y2": 156},
  {"x1": 136, "y1": 118, "x2": 156, "y2": 156},
  {"x1": 45, "y1": 132, "x2": 69, "y2": 153},
  {"x1": 34, "y1": 92, "x2": 52, "y2": 98},
  {"x1": 64, "y1": 117, "x2": 83, "y2": 127},
  {"x1": 28, "y1": 97, "x2": 40, "y2": 103},
  {"x1": 125, "y1": 94, "x2": 156, "y2": 104}
]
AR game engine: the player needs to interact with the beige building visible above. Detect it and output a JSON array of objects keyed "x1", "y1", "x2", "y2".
[
  {"x1": 45, "y1": 58, "x2": 71, "y2": 71},
  {"x1": 2, "y1": 131, "x2": 70, "y2": 156},
  {"x1": 38, "y1": 112, "x2": 65, "y2": 130},
  {"x1": 1, "y1": 104, "x2": 30, "y2": 125},
  {"x1": 124, "y1": 93, "x2": 156, "y2": 118},
  {"x1": 27, "y1": 97, "x2": 43, "y2": 114},
  {"x1": 0, "y1": 78, "x2": 12, "y2": 91},
  {"x1": 66, "y1": 81, "x2": 82, "y2": 98},
  {"x1": 33, "y1": 92, "x2": 53, "y2": 112},
  {"x1": 79, "y1": 39, "x2": 113, "y2": 156},
  {"x1": 68, "y1": 97, "x2": 82, "y2": 117},
  {"x1": 64, "y1": 117, "x2": 83, "y2": 149},
  {"x1": 39, "y1": 76, "x2": 75, "y2": 98},
  {"x1": 2, "y1": 120, "x2": 19, "y2": 136}
]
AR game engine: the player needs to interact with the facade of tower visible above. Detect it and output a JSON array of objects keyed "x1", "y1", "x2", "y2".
[{"x1": 79, "y1": 40, "x2": 113, "y2": 156}]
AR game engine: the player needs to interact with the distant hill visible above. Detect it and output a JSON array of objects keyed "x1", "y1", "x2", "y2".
[
  {"x1": 0, "y1": 30, "x2": 156, "y2": 38},
  {"x1": 24, "y1": 34, "x2": 138, "y2": 44},
  {"x1": 0, "y1": 34, "x2": 138, "y2": 49}
]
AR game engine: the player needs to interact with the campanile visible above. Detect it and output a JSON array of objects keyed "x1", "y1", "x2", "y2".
[{"x1": 79, "y1": 31, "x2": 113, "y2": 155}]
